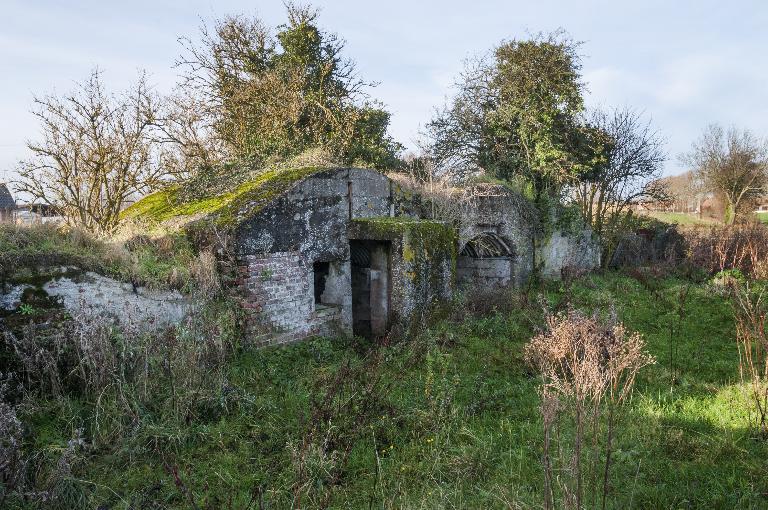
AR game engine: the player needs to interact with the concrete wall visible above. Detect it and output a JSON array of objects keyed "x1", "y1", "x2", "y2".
[
  {"x1": 230, "y1": 169, "x2": 600, "y2": 346},
  {"x1": 349, "y1": 220, "x2": 456, "y2": 328},
  {"x1": 540, "y1": 229, "x2": 601, "y2": 278},
  {"x1": 234, "y1": 168, "x2": 395, "y2": 344},
  {"x1": 457, "y1": 256, "x2": 514, "y2": 288},
  {"x1": 457, "y1": 190, "x2": 537, "y2": 287},
  {"x1": 1, "y1": 269, "x2": 192, "y2": 331}
]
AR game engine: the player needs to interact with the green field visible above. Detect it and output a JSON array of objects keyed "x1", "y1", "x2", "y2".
[
  {"x1": 12, "y1": 273, "x2": 768, "y2": 509},
  {"x1": 639, "y1": 211, "x2": 720, "y2": 226},
  {"x1": 640, "y1": 210, "x2": 768, "y2": 227}
]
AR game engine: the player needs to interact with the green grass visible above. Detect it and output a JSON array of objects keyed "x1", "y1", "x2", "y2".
[
  {"x1": 638, "y1": 211, "x2": 720, "y2": 226},
  {"x1": 641, "y1": 210, "x2": 768, "y2": 228},
  {"x1": 0, "y1": 223, "x2": 200, "y2": 291},
  {"x1": 11, "y1": 273, "x2": 768, "y2": 509}
]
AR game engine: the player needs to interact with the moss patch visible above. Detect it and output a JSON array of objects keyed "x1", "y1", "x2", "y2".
[
  {"x1": 121, "y1": 166, "x2": 326, "y2": 228},
  {"x1": 352, "y1": 217, "x2": 458, "y2": 311}
]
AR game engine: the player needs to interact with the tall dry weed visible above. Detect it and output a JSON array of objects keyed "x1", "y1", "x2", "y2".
[
  {"x1": 524, "y1": 308, "x2": 655, "y2": 510},
  {"x1": 684, "y1": 223, "x2": 768, "y2": 278},
  {"x1": 732, "y1": 284, "x2": 768, "y2": 435}
]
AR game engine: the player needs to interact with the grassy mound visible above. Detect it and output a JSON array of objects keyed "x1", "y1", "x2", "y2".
[{"x1": 0, "y1": 223, "x2": 205, "y2": 293}]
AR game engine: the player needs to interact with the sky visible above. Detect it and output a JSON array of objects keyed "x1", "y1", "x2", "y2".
[{"x1": 2, "y1": 0, "x2": 768, "y2": 188}]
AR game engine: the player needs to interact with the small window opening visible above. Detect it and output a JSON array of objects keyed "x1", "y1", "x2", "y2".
[{"x1": 313, "y1": 261, "x2": 330, "y2": 304}]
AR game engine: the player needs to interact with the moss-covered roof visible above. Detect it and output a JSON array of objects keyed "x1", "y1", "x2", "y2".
[
  {"x1": 121, "y1": 166, "x2": 327, "y2": 229},
  {"x1": 350, "y1": 217, "x2": 457, "y2": 245}
]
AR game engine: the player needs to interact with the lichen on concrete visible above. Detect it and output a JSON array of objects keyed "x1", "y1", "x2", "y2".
[{"x1": 350, "y1": 217, "x2": 457, "y2": 323}]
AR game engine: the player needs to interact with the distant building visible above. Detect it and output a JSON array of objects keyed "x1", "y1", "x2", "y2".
[
  {"x1": 14, "y1": 203, "x2": 64, "y2": 225},
  {"x1": 755, "y1": 196, "x2": 768, "y2": 213},
  {"x1": 0, "y1": 183, "x2": 17, "y2": 222}
]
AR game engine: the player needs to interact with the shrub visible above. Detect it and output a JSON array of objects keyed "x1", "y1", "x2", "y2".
[
  {"x1": 683, "y1": 223, "x2": 768, "y2": 279},
  {"x1": 731, "y1": 284, "x2": 768, "y2": 436}
]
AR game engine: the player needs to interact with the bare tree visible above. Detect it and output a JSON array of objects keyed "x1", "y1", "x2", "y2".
[
  {"x1": 683, "y1": 124, "x2": 768, "y2": 224},
  {"x1": 15, "y1": 69, "x2": 169, "y2": 233},
  {"x1": 573, "y1": 107, "x2": 667, "y2": 252},
  {"x1": 153, "y1": 89, "x2": 227, "y2": 179},
  {"x1": 424, "y1": 56, "x2": 494, "y2": 181},
  {"x1": 657, "y1": 170, "x2": 703, "y2": 214}
]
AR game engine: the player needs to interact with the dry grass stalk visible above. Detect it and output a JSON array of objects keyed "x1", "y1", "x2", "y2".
[
  {"x1": 387, "y1": 172, "x2": 539, "y2": 235},
  {"x1": 732, "y1": 284, "x2": 768, "y2": 435},
  {"x1": 524, "y1": 308, "x2": 655, "y2": 510}
]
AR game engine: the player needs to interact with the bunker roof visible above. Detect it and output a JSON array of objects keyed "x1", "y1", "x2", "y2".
[{"x1": 121, "y1": 166, "x2": 338, "y2": 229}]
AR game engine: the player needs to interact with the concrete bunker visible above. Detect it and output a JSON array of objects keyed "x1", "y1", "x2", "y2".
[{"x1": 120, "y1": 165, "x2": 600, "y2": 346}]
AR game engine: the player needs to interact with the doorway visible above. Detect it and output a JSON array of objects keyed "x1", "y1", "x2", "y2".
[{"x1": 349, "y1": 240, "x2": 391, "y2": 338}]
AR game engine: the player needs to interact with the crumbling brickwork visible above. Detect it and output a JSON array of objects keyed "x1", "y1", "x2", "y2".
[{"x1": 239, "y1": 251, "x2": 342, "y2": 346}]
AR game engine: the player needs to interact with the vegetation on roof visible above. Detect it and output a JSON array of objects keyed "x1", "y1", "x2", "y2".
[{"x1": 121, "y1": 166, "x2": 327, "y2": 228}]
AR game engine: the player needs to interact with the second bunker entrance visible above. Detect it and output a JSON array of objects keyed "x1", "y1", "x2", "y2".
[{"x1": 350, "y1": 240, "x2": 391, "y2": 338}]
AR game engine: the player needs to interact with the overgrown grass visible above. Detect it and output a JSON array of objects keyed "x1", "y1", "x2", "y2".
[
  {"x1": 6, "y1": 273, "x2": 768, "y2": 508},
  {"x1": 0, "y1": 223, "x2": 206, "y2": 292}
]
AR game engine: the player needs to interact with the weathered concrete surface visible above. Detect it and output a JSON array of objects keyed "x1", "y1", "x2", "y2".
[
  {"x1": 540, "y1": 229, "x2": 601, "y2": 278},
  {"x1": 457, "y1": 257, "x2": 513, "y2": 288},
  {"x1": 456, "y1": 188, "x2": 538, "y2": 288},
  {"x1": 0, "y1": 284, "x2": 32, "y2": 311},
  {"x1": 1, "y1": 271, "x2": 192, "y2": 330},
  {"x1": 229, "y1": 169, "x2": 603, "y2": 345}
]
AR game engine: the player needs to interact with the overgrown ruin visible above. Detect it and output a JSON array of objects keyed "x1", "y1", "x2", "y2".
[
  {"x1": 3, "y1": 167, "x2": 600, "y2": 345},
  {"x1": 126, "y1": 166, "x2": 599, "y2": 344}
]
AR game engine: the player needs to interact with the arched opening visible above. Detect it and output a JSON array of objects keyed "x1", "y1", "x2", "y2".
[
  {"x1": 460, "y1": 232, "x2": 513, "y2": 258},
  {"x1": 457, "y1": 232, "x2": 515, "y2": 288}
]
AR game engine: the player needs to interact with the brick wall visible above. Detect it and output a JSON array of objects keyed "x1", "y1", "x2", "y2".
[{"x1": 238, "y1": 251, "x2": 343, "y2": 346}]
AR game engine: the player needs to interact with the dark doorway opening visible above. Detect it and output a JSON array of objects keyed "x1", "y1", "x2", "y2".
[
  {"x1": 313, "y1": 261, "x2": 330, "y2": 304},
  {"x1": 350, "y1": 240, "x2": 391, "y2": 338}
]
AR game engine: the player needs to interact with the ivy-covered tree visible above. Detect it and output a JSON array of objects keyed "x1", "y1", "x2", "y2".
[
  {"x1": 176, "y1": 3, "x2": 402, "y2": 169},
  {"x1": 426, "y1": 31, "x2": 590, "y2": 202}
]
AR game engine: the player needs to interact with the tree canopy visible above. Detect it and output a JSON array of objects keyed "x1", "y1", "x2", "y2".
[
  {"x1": 177, "y1": 4, "x2": 402, "y2": 170},
  {"x1": 426, "y1": 31, "x2": 590, "y2": 200}
]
